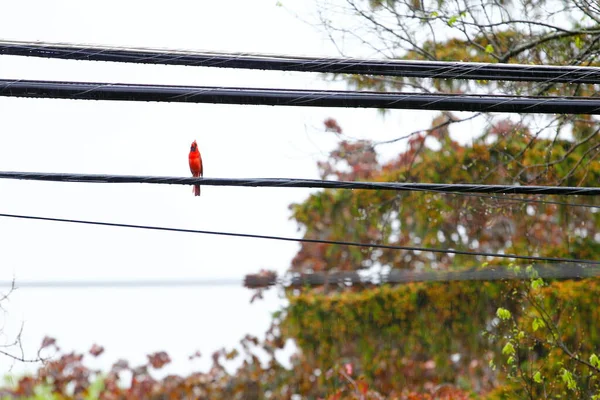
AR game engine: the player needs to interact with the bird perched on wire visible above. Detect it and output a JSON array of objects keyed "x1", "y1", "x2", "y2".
[{"x1": 188, "y1": 140, "x2": 203, "y2": 196}]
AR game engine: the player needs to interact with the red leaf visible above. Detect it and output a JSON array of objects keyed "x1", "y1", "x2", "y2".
[
  {"x1": 188, "y1": 350, "x2": 202, "y2": 360},
  {"x1": 329, "y1": 389, "x2": 343, "y2": 400},
  {"x1": 357, "y1": 378, "x2": 368, "y2": 394},
  {"x1": 324, "y1": 118, "x2": 343, "y2": 134},
  {"x1": 89, "y1": 344, "x2": 104, "y2": 357},
  {"x1": 40, "y1": 336, "x2": 56, "y2": 349},
  {"x1": 147, "y1": 351, "x2": 171, "y2": 369}
]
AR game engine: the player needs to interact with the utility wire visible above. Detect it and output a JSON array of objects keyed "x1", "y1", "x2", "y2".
[
  {"x1": 0, "y1": 279, "x2": 242, "y2": 289},
  {"x1": 438, "y1": 191, "x2": 600, "y2": 209},
  {"x1": 1, "y1": 263, "x2": 597, "y2": 290},
  {"x1": 1, "y1": 171, "x2": 599, "y2": 196},
  {"x1": 0, "y1": 212, "x2": 598, "y2": 265},
  {"x1": 244, "y1": 264, "x2": 600, "y2": 288},
  {"x1": 1, "y1": 39, "x2": 600, "y2": 84},
  {"x1": 2, "y1": 79, "x2": 600, "y2": 114}
]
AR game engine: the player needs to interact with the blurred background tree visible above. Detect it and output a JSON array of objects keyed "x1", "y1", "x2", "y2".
[
  {"x1": 3, "y1": 1, "x2": 600, "y2": 399},
  {"x1": 281, "y1": 0, "x2": 600, "y2": 398}
]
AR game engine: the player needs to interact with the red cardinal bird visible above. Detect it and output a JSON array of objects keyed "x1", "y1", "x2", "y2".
[{"x1": 188, "y1": 140, "x2": 203, "y2": 196}]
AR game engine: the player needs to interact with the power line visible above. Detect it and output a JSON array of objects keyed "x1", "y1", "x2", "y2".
[
  {"x1": 442, "y1": 191, "x2": 600, "y2": 209},
  {"x1": 0, "y1": 263, "x2": 597, "y2": 290},
  {"x1": 1, "y1": 171, "x2": 600, "y2": 196},
  {"x1": 0, "y1": 212, "x2": 598, "y2": 265},
  {"x1": 0, "y1": 279, "x2": 242, "y2": 289},
  {"x1": 1, "y1": 39, "x2": 600, "y2": 84},
  {"x1": 2, "y1": 79, "x2": 600, "y2": 114},
  {"x1": 244, "y1": 264, "x2": 600, "y2": 288}
]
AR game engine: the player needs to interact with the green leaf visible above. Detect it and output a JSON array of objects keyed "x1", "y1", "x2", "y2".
[
  {"x1": 485, "y1": 44, "x2": 494, "y2": 54},
  {"x1": 496, "y1": 307, "x2": 511, "y2": 320},
  {"x1": 532, "y1": 318, "x2": 545, "y2": 332},
  {"x1": 590, "y1": 353, "x2": 600, "y2": 368},
  {"x1": 448, "y1": 15, "x2": 458, "y2": 27},
  {"x1": 531, "y1": 278, "x2": 544, "y2": 290},
  {"x1": 502, "y1": 342, "x2": 515, "y2": 356},
  {"x1": 533, "y1": 371, "x2": 542, "y2": 383},
  {"x1": 507, "y1": 356, "x2": 515, "y2": 365},
  {"x1": 560, "y1": 368, "x2": 577, "y2": 390},
  {"x1": 525, "y1": 265, "x2": 538, "y2": 278}
]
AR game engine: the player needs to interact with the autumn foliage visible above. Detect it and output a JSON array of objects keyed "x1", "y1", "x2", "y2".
[
  {"x1": 4, "y1": 0, "x2": 600, "y2": 398},
  {"x1": 291, "y1": 116, "x2": 600, "y2": 273}
]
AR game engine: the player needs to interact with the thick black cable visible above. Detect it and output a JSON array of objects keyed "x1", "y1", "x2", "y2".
[
  {"x1": 0, "y1": 212, "x2": 597, "y2": 265},
  {"x1": 0, "y1": 171, "x2": 599, "y2": 196},
  {"x1": 1, "y1": 40, "x2": 600, "y2": 83},
  {"x1": 2, "y1": 79, "x2": 600, "y2": 114}
]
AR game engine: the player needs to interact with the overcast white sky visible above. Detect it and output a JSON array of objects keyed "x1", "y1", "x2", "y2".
[{"x1": 0, "y1": 0, "x2": 463, "y2": 378}]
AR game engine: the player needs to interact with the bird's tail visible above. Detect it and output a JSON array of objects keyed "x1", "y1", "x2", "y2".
[{"x1": 194, "y1": 185, "x2": 201, "y2": 196}]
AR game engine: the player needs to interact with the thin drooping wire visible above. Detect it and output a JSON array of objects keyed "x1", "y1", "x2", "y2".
[
  {"x1": 1, "y1": 262, "x2": 598, "y2": 289},
  {"x1": 0, "y1": 212, "x2": 598, "y2": 265},
  {"x1": 244, "y1": 264, "x2": 600, "y2": 288},
  {"x1": 0, "y1": 279, "x2": 242, "y2": 288},
  {"x1": 2, "y1": 39, "x2": 600, "y2": 83},
  {"x1": 1, "y1": 171, "x2": 599, "y2": 197},
  {"x1": 376, "y1": 186, "x2": 600, "y2": 210},
  {"x1": 2, "y1": 79, "x2": 600, "y2": 114},
  {"x1": 421, "y1": 190, "x2": 600, "y2": 209}
]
